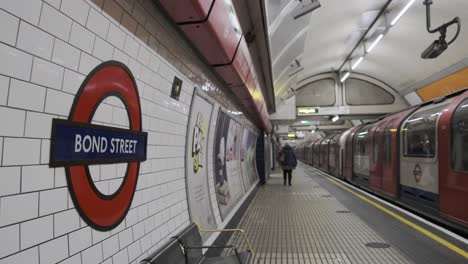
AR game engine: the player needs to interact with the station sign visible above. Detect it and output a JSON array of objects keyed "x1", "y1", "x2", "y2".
[
  {"x1": 49, "y1": 61, "x2": 147, "y2": 231},
  {"x1": 297, "y1": 107, "x2": 319, "y2": 116},
  {"x1": 297, "y1": 106, "x2": 351, "y2": 116},
  {"x1": 50, "y1": 120, "x2": 147, "y2": 167}
]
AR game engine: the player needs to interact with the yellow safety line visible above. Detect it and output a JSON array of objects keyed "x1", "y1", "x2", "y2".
[{"x1": 324, "y1": 175, "x2": 468, "y2": 259}]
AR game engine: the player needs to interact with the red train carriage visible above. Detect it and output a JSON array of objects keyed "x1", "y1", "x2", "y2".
[
  {"x1": 319, "y1": 136, "x2": 332, "y2": 172},
  {"x1": 368, "y1": 119, "x2": 386, "y2": 192},
  {"x1": 298, "y1": 89, "x2": 468, "y2": 232},
  {"x1": 306, "y1": 142, "x2": 314, "y2": 165},
  {"x1": 368, "y1": 108, "x2": 417, "y2": 198},
  {"x1": 435, "y1": 90, "x2": 468, "y2": 227},
  {"x1": 313, "y1": 139, "x2": 323, "y2": 168},
  {"x1": 298, "y1": 145, "x2": 305, "y2": 163},
  {"x1": 337, "y1": 129, "x2": 353, "y2": 179},
  {"x1": 344, "y1": 125, "x2": 365, "y2": 181},
  {"x1": 398, "y1": 100, "x2": 452, "y2": 211},
  {"x1": 329, "y1": 133, "x2": 341, "y2": 177},
  {"x1": 352, "y1": 124, "x2": 374, "y2": 187}
]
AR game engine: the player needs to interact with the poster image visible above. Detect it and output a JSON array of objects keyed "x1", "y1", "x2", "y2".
[
  {"x1": 185, "y1": 95, "x2": 215, "y2": 228},
  {"x1": 240, "y1": 128, "x2": 258, "y2": 191},
  {"x1": 214, "y1": 111, "x2": 244, "y2": 220}
]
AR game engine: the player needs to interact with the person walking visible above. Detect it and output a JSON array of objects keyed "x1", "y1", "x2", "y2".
[{"x1": 278, "y1": 144, "x2": 297, "y2": 186}]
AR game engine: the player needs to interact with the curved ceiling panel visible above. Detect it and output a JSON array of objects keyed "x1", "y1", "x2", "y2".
[
  {"x1": 267, "y1": 0, "x2": 297, "y2": 26},
  {"x1": 298, "y1": 0, "x2": 388, "y2": 80},
  {"x1": 273, "y1": 32, "x2": 307, "y2": 78},
  {"x1": 269, "y1": 13, "x2": 310, "y2": 58},
  {"x1": 358, "y1": 0, "x2": 468, "y2": 92},
  {"x1": 271, "y1": 0, "x2": 468, "y2": 101}
]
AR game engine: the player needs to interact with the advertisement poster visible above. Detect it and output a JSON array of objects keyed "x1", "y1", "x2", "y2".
[
  {"x1": 240, "y1": 128, "x2": 258, "y2": 191},
  {"x1": 185, "y1": 94, "x2": 215, "y2": 228},
  {"x1": 214, "y1": 111, "x2": 244, "y2": 220}
]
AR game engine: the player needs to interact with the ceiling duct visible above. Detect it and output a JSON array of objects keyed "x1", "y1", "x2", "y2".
[{"x1": 292, "y1": 0, "x2": 321, "y2": 20}]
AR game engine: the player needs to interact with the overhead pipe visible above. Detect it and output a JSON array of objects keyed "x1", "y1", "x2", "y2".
[{"x1": 337, "y1": 0, "x2": 393, "y2": 73}]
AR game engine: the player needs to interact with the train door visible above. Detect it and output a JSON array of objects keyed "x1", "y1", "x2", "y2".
[
  {"x1": 439, "y1": 96, "x2": 468, "y2": 227},
  {"x1": 334, "y1": 135, "x2": 341, "y2": 177},
  {"x1": 320, "y1": 138, "x2": 330, "y2": 172},
  {"x1": 339, "y1": 129, "x2": 352, "y2": 179},
  {"x1": 312, "y1": 141, "x2": 317, "y2": 167},
  {"x1": 329, "y1": 134, "x2": 340, "y2": 176},
  {"x1": 400, "y1": 100, "x2": 452, "y2": 211},
  {"x1": 380, "y1": 119, "x2": 397, "y2": 198},
  {"x1": 308, "y1": 142, "x2": 314, "y2": 165},
  {"x1": 314, "y1": 139, "x2": 323, "y2": 168},
  {"x1": 369, "y1": 122, "x2": 387, "y2": 192},
  {"x1": 328, "y1": 137, "x2": 336, "y2": 175},
  {"x1": 353, "y1": 124, "x2": 373, "y2": 187},
  {"x1": 344, "y1": 125, "x2": 363, "y2": 181}
]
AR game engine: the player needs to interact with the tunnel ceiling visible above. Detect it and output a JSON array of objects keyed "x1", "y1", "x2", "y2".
[{"x1": 267, "y1": 0, "x2": 468, "y2": 101}]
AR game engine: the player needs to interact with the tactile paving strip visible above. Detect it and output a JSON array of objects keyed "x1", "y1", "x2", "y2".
[{"x1": 223, "y1": 166, "x2": 413, "y2": 264}]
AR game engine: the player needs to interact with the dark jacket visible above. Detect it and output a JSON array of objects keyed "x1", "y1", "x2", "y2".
[{"x1": 279, "y1": 145, "x2": 297, "y2": 170}]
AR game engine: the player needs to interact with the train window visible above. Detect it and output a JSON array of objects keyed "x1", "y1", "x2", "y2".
[
  {"x1": 321, "y1": 140, "x2": 329, "y2": 159},
  {"x1": 403, "y1": 106, "x2": 443, "y2": 158},
  {"x1": 329, "y1": 139, "x2": 336, "y2": 168},
  {"x1": 383, "y1": 120, "x2": 396, "y2": 163},
  {"x1": 451, "y1": 99, "x2": 468, "y2": 172},
  {"x1": 373, "y1": 136, "x2": 378, "y2": 162},
  {"x1": 354, "y1": 125, "x2": 372, "y2": 156},
  {"x1": 372, "y1": 123, "x2": 385, "y2": 162}
]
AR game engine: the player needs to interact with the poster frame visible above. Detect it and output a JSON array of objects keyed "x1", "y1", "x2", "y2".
[{"x1": 184, "y1": 87, "x2": 217, "y2": 228}]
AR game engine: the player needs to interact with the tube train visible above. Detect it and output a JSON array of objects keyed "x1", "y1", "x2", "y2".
[{"x1": 296, "y1": 89, "x2": 468, "y2": 236}]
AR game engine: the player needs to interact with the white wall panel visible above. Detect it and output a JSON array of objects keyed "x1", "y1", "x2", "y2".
[{"x1": 0, "y1": 0, "x2": 261, "y2": 263}]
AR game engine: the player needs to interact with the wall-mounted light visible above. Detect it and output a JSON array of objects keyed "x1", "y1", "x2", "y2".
[
  {"x1": 391, "y1": 0, "x2": 416, "y2": 26},
  {"x1": 331, "y1": 115, "x2": 339, "y2": 122}
]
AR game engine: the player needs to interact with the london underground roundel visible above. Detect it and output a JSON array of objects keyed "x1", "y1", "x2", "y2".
[{"x1": 49, "y1": 61, "x2": 148, "y2": 231}]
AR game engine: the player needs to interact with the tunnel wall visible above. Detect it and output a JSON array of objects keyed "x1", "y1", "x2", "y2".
[{"x1": 0, "y1": 0, "x2": 262, "y2": 263}]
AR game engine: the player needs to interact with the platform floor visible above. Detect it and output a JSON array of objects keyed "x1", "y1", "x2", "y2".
[{"x1": 224, "y1": 163, "x2": 467, "y2": 264}]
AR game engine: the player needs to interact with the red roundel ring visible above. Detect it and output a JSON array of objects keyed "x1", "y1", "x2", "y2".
[{"x1": 67, "y1": 61, "x2": 142, "y2": 231}]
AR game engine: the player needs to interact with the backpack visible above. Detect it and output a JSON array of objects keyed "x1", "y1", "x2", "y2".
[{"x1": 278, "y1": 151, "x2": 285, "y2": 163}]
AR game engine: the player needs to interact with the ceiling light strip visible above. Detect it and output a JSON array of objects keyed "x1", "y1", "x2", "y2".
[
  {"x1": 391, "y1": 0, "x2": 416, "y2": 26},
  {"x1": 340, "y1": 72, "x2": 350, "y2": 83},
  {"x1": 337, "y1": 0, "x2": 393, "y2": 72},
  {"x1": 367, "y1": 34, "x2": 384, "y2": 52},
  {"x1": 351, "y1": 57, "x2": 364, "y2": 70}
]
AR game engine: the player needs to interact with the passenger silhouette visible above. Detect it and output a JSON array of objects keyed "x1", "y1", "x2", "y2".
[{"x1": 278, "y1": 144, "x2": 298, "y2": 186}]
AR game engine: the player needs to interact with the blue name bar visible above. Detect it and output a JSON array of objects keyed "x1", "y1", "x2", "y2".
[{"x1": 50, "y1": 119, "x2": 147, "y2": 167}]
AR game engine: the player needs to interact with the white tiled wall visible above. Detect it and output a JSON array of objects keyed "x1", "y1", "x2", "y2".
[
  {"x1": 0, "y1": 0, "x2": 260, "y2": 263},
  {"x1": 0, "y1": 0, "x2": 195, "y2": 263}
]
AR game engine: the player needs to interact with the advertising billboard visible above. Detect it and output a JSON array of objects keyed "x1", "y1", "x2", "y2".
[{"x1": 185, "y1": 94, "x2": 216, "y2": 228}]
